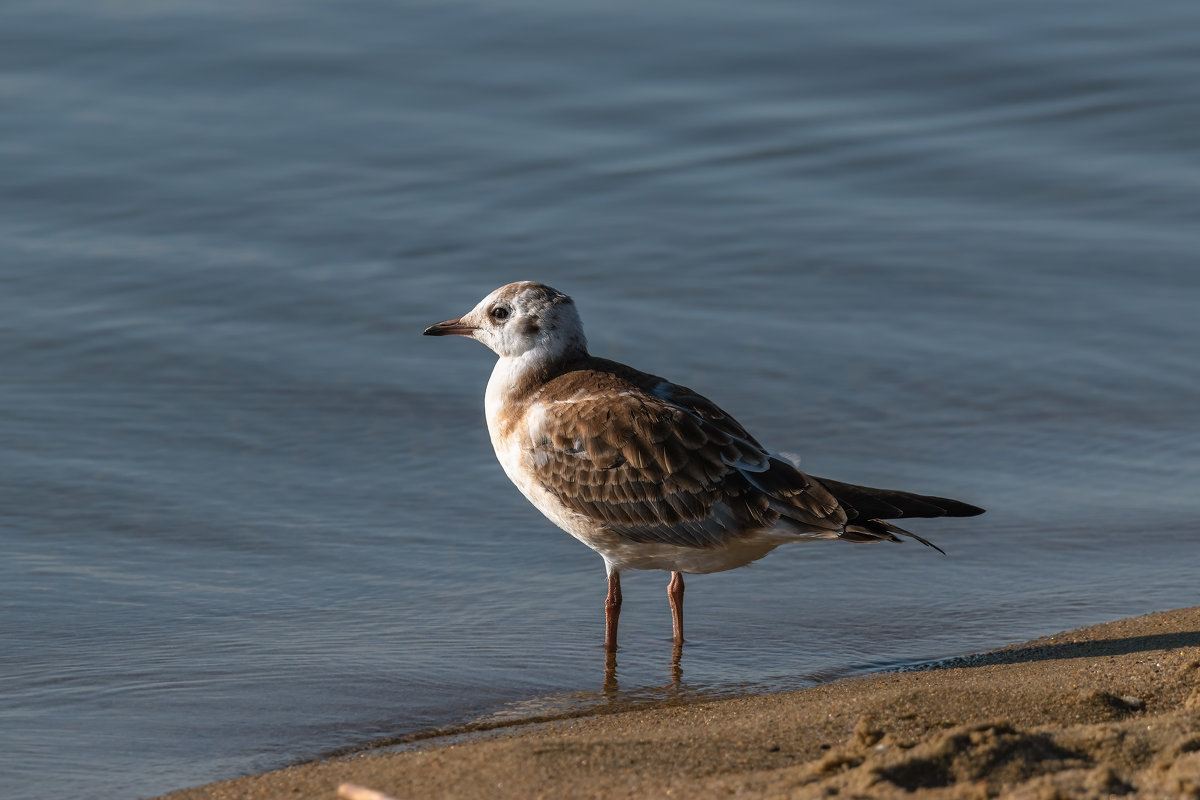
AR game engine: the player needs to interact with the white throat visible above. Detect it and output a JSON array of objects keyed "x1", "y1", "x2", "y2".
[{"x1": 485, "y1": 348, "x2": 550, "y2": 434}]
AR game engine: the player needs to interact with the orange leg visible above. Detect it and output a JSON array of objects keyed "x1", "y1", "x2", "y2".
[
  {"x1": 668, "y1": 571, "x2": 685, "y2": 645},
  {"x1": 605, "y1": 572, "x2": 622, "y2": 652}
]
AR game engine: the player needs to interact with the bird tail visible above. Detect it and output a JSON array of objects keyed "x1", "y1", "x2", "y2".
[
  {"x1": 814, "y1": 477, "x2": 985, "y2": 520},
  {"x1": 841, "y1": 519, "x2": 946, "y2": 554},
  {"x1": 814, "y1": 476, "x2": 984, "y2": 555}
]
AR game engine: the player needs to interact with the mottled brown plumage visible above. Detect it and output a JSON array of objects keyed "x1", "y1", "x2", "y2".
[{"x1": 517, "y1": 358, "x2": 839, "y2": 549}]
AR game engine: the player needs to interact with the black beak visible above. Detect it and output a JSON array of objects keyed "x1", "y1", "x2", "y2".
[{"x1": 423, "y1": 318, "x2": 477, "y2": 336}]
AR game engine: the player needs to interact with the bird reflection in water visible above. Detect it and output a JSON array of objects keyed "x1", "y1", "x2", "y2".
[{"x1": 601, "y1": 642, "x2": 685, "y2": 697}]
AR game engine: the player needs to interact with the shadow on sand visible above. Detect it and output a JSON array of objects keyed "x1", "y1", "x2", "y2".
[{"x1": 921, "y1": 629, "x2": 1200, "y2": 672}]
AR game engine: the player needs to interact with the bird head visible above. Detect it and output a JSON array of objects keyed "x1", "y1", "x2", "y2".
[{"x1": 423, "y1": 281, "x2": 588, "y2": 362}]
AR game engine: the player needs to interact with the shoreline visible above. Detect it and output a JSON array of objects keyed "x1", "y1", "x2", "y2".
[{"x1": 158, "y1": 607, "x2": 1200, "y2": 799}]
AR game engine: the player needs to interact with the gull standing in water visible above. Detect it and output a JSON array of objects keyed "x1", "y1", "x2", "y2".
[{"x1": 424, "y1": 282, "x2": 983, "y2": 651}]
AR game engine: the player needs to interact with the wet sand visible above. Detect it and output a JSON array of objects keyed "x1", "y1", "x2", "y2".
[{"x1": 159, "y1": 608, "x2": 1200, "y2": 799}]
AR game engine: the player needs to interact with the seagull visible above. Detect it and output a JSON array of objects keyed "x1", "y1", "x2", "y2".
[{"x1": 424, "y1": 282, "x2": 983, "y2": 651}]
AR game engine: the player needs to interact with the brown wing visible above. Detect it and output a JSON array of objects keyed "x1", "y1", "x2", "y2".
[{"x1": 526, "y1": 367, "x2": 846, "y2": 547}]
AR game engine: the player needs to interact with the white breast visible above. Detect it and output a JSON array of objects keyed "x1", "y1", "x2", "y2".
[{"x1": 485, "y1": 357, "x2": 594, "y2": 540}]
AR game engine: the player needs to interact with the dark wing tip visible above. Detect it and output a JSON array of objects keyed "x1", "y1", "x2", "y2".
[
  {"x1": 934, "y1": 499, "x2": 985, "y2": 517},
  {"x1": 815, "y1": 476, "x2": 984, "y2": 520}
]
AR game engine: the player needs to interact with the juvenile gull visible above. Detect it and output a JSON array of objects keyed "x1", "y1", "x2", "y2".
[{"x1": 424, "y1": 282, "x2": 983, "y2": 651}]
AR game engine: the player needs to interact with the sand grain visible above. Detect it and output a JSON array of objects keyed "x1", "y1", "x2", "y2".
[{"x1": 157, "y1": 608, "x2": 1200, "y2": 799}]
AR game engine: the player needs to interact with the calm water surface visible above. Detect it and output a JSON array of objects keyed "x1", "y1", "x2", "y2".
[{"x1": 2, "y1": 1, "x2": 1199, "y2": 797}]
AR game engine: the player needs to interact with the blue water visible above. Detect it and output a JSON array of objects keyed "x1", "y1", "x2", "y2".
[{"x1": 2, "y1": 1, "x2": 1199, "y2": 797}]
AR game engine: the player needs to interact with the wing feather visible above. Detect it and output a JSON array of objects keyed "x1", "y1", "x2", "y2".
[
  {"x1": 815, "y1": 477, "x2": 985, "y2": 520},
  {"x1": 523, "y1": 368, "x2": 844, "y2": 548}
]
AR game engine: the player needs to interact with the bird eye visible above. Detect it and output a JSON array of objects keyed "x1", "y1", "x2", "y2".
[{"x1": 490, "y1": 306, "x2": 510, "y2": 321}]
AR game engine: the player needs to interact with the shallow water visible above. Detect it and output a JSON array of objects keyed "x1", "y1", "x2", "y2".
[{"x1": 2, "y1": 1, "x2": 1199, "y2": 797}]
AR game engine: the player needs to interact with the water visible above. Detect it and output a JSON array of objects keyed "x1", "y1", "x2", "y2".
[{"x1": 2, "y1": 1, "x2": 1199, "y2": 797}]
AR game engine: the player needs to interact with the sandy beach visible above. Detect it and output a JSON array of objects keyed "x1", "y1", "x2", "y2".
[{"x1": 159, "y1": 607, "x2": 1200, "y2": 799}]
